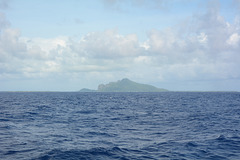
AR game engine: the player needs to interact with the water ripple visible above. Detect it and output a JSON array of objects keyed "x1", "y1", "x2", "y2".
[{"x1": 0, "y1": 92, "x2": 240, "y2": 159}]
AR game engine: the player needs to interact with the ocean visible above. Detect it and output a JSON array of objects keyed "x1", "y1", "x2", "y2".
[{"x1": 0, "y1": 92, "x2": 240, "y2": 160}]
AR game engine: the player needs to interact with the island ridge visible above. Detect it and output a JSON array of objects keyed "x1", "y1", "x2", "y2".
[{"x1": 79, "y1": 78, "x2": 168, "y2": 92}]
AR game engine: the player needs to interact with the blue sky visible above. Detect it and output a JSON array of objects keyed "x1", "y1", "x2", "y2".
[{"x1": 0, "y1": 0, "x2": 240, "y2": 91}]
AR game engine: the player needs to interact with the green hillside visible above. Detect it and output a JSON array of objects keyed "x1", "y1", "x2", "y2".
[{"x1": 97, "y1": 78, "x2": 168, "y2": 92}]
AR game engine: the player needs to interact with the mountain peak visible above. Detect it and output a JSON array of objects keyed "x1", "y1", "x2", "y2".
[
  {"x1": 121, "y1": 78, "x2": 130, "y2": 81},
  {"x1": 119, "y1": 78, "x2": 131, "y2": 83}
]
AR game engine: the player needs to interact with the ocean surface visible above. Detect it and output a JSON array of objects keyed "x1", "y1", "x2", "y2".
[{"x1": 0, "y1": 92, "x2": 240, "y2": 160}]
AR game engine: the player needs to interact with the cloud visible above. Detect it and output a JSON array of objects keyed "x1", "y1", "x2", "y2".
[
  {"x1": 0, "y1": 28, "x2": 26, "y2": 55},
  {"x1": 1, "y1": 1, "x2": 240, "y2": 91},
  {"x1": 137, "y1": 2, "x2": 240, "y2": 83},
  {"x1": 227, "y1": 33, "x2": 240, "y2": 47},
  {"x1": 70, "y1": 29, "x2": 142, "y2": 59}
]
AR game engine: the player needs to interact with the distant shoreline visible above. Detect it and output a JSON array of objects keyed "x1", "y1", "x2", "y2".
[{"x1": 0, "y1": 91, "x2": 238, "y2": 93}]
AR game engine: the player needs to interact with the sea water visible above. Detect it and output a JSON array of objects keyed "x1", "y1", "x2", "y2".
[{"x1": 0, "y1": 92, "x2": 240, "y2": 159}]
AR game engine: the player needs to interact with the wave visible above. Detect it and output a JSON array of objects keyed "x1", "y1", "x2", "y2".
[
  {"x1": 34, "y1": 147, "x2": 149, "y2": 160},
  {"x1": 2, "y1": 92, "x2": 240, "y2": 160},
  {"x1": 5, "y1": 136, "x2": 240, "y2": 160}
]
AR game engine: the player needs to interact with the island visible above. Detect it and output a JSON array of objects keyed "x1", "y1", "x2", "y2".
[{"x1": 79, "y1": 78, "x2": 168, "y2": 92}]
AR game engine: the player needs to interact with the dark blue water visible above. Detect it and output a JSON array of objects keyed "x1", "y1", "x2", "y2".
[{"x1": 0, "y1": 92, "x2": 240, "y2": 160}]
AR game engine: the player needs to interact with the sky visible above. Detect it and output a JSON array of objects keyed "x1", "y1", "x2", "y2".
[{"x1": 0, "y1": 0, "x2": 240, "y2": 91}]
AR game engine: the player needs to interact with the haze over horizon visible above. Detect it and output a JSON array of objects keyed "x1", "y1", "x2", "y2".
[{"x1": 0, "y1": 0, "x2": 240, "y2": 91}]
